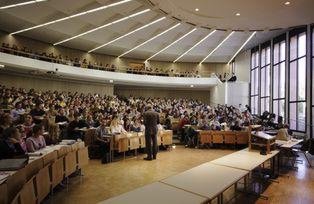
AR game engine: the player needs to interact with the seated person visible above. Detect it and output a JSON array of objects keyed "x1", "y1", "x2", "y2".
[
  {"x1": 110, "y1": 118, "x2": 127, "y2": 134},
  {"x1": 130, "y1": 118, "x2": 145, "y2": 132},
  {"x1": 55, "y1": 108, "x2": 69, "y2": 124},
  {"x1": 26, "y1": 125, "x2": 47, "y2": 152},
  {"x1": 11, "y1": 102, "x2": 25, "y2": 122},
  {"x1": 0, "y1": 113, "x2": 13, "y2": 137},
  {"x1": 0, "y1": 127, "x2": 26, "y2": 159},
  {"x1": 30, "y1": 103, "x2": 46, "y2": 124},
  {"x1": 95, "y1": 118, "x2": 110, "y2": 164},
  {"x1": 23, "y1": 114, "x2": 35, "y2": 137},
  {"x1": 277, "y1": 125, "x2": 291, "y2": 141},
  {"x1": 67, "y1": 113, "x2": 88, "y2": 140}
]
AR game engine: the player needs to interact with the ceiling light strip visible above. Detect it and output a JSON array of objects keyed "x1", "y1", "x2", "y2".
[
  {"x1": 88, "y1": 16, "x2": 166, "y2": 53},
  {"x1": 54, "y1": 9, "x2": 150, "y2": 45},
  {"x1": 146, "y1": 28, "x2": 197, "y2": 61},
  {"x1": 0, "y1": 0, "x2": 47, "y2": 10},
  {"x1": 199, "y1": 31, "x2": 234, "y2": 64},
  {"x1": 10, "y1": 0, "x2": 132, "y2": 35},
  {"x1": 119, "y1": 23, "x2": 181, "y2": 57},
  {"x1": 227, "y1": 31, "x2": 256, "y2": 64},
  {"x1": 173, "y1": 29, "x2": 216, "y2": 63}
]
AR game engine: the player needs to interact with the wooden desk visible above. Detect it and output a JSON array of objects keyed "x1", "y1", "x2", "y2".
[
  {"x1": 250, "y1": 131, "x2": 276, "y2": 154},
  {"x1": 161, "y1": 163, "x2": 248, "y2": 202},
  {"x1": 98, "y1": 182, "x2": 207, "y2": 204}
]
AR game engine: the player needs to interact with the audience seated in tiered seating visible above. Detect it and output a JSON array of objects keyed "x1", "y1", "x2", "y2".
[
  {"x1": 1, "y1": 42, "x2": 206, "y2": 78},
  {"x1": 0, "y1": 84, "x2": 275, "y2": 161}
]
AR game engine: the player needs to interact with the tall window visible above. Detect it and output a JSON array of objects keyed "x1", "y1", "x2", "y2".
[
  {"x1": 273, "y1": 39, "x2": 286, "y2": 122},
  {"x1": 260, "y1": 45, "x2": 271, "y2": 113},
  {"x1": 289, "y1": 31, "x2": 307, "y2": 132},
  {"x1": 250, "y1": 49, "x2": 259, "y2": 115}
]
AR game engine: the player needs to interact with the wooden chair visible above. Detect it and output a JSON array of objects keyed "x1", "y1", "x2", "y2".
[
  {"x1": 6, "y1": 168, "x2": 26, "y2": 203},
  {"x1": 20, "y1": 177, "x2": 36, "y2": 204},
  {"x1": 35, "y1": 165, "x2": 51, "y2": 203},
  {"x1": 77, "y1": 147, "x2": 89, "y2": 169},
  {"x1": 77, "y1": 141, "x2": 85, "y2": 149},
  {"x1": 43, "y1": 150, "x2": 58, "y2": 166},
  {"x1": 224, "y1": 131, "x2": 236, "y2": 145},
  {"x1": 64, "y1": 151, "x2": 78, "y2": 178},
  {"x1": 84, "y1": 129, "x2": 96, "y2": 146},
  {"x1": 118, "y1": 137, "x2": 129, "y2": 159},
  {"x1": 24, "y1": 158, "x2": 43, "y2": 181},
  {"x1": 161, "y1": 130, "x2": 173, "y2": 145},
  {"x1": 51, "y1": 157, "x2": 65, "y2": 189},
  {"x1": 199, "y1": 130, "x2": 212, "y2": 145},
  {"x1": 212, "y1": 131, "x2": 224, "y2": 144},
  {"x1": 236, "y1": 131, "x2": 249, "y2": 145},
  {"x1": 0, "y1": 183, "x2": 7, "y2": 204}
]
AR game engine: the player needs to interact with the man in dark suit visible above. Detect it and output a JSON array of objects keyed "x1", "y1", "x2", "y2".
[{"x1": 143, "y1": 104, "x2": 160, "y2": 160}]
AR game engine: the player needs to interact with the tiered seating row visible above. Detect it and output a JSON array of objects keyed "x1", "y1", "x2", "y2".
[
  {"x1": 199, "y1": 131, "x2": 249, "y2": 146},
  {"x1": 0, "y1": 142, "x2": 89, "y2": 204}
]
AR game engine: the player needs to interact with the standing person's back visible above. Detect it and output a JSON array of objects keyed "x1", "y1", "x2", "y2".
[{"x1": 143, "y1": 105, "x2": 160, "y2": 160}]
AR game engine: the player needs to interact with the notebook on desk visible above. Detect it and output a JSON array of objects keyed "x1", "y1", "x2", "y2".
[{"x1": 0, "y1": 158, "x2": 28, "y2": 171}]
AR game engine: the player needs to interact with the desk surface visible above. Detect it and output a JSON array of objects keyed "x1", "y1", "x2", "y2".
[
  {"x1": 276, "y1": 139, "x2": 303, "y2": 148},
  {"x1": 161, "y1": 163, "x2": 248, "y2": 200},
  {"x1": 98, "y1": 182, "x2": 207, "y2": 204},
  {"x1": 252, "y1": 131, "x2": 276, "y2": 140},
  {"x1": 210, "y1": 148, "x2": 279, "y2": 171}
]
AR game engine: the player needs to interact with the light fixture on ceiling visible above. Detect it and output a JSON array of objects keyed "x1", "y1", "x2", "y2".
[
  {"x1": 109, "y1": 79, "x2": 114, "y2": 83},
  {"x1": 10, "y1": 0, "x2": 132, "y2": 35},
  {"x1": 284, "y1": 1, "x2": 291, "y2": 5},
  {"x1": 146, "y1": 28, "x2": 197, "y2": 61},
  {"x1": 53, "y1": 9, "x2": 150, "y2": 46},
  {"x1": 0, "y1": 0, "x2": 47, "y2": 10},
  {"x1": 227, "y1": 31, "x2": 256, "y2": 64},
  {"x1": 88, "y1": 16, "x2": 166, "y2": 53},
  {"x1": 0, "y1": 64, "x2": 5, "y2": 68},
  {"x1": 119, "y1": 23, "x2": 181, "y2": 57},
  {"x1": 190, "y1": 85, "x2": 194, "y2": 88},
  {"x1": 235, "y1": 13, "x2": 241, "y2": 16},
  {"x1": 199, "y1": 31, "x2": 235, "y2": 64},
  {"x1": 195, "y1": 8, "x2": 199, "y2": 11},
  {"x1": 173, "y1": 29, "x2": 216, "y2": 63}
]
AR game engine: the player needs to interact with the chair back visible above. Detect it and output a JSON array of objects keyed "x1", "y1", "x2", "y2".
[
  {"x1": 129, "y1": 135, "x2": 140, "y2": 150},
  {"x1": 24, "y1": 158, "x2": 43, "y2": 181},
  {"x1": 0, "y1": 183, "x2": 7, "y2": 204},
  {"x1": 161, "y1": 130, "x2": 173, "y2": 145},
  {"x1": 77, "y1": 147, "x2": 89, "y2": 169},
  {"x1": 212, "y1": 131, "x2": 224, "y2": 144},
  {"x1": 35, "y1": 165, "x2": 51, "y2": 203},
  {"x1": 20, "y1": 178, "x2": 36, "y2": 204},
  {"x1": 199, "y1": 130, "x2": 212, "y2": 144},
  {"x1": 51, "y1": 157, "x2": 64, "y2": 188},
  {"x1": 236, "y1": 131, "x2": 249, "y2": 144},
  {"x1": 223, "y1": 131, "x2": 236, "y2": 144},
  {"x1": 6, "y1": 168, "x2": 26, "y2": 203},
  {"x1": 65, "y1": 151, "x2": 77, "y2": 177}
]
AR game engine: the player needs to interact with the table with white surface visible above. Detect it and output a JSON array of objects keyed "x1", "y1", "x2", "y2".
[
  {"x1": 160, "y1": 163, "x2": 248, "y2": 203},
  {"x1": 275, "y1": 139, "x2": 303, "y2": 148},
  {"x1": 210, "y1": 148, "x2": 279, "y2": 171},
  {"x1": 98, "y1": 182, "x2": 208, "y2": 204}
]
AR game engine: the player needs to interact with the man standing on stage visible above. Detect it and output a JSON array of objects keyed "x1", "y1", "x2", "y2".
[{"x1": 143, "y1": 104, "x2": 160, "y2": 161}]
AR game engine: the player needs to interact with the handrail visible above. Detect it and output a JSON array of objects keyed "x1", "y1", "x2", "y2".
[{"x1": 0, "y1": 46, "x2": 211, "y2": 78}]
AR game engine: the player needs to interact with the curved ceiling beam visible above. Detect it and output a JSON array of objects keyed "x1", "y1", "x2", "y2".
[
  {"x1": 227, "y1": 31, "x2": 256, "y2": 64},
  {"x1": 53, "y1": 9, "x2": 150, "y2": 46},
  {"x1": 199, "y1": 31, "x2": 234, "y2": 64},
  {"x1": 146, "y1": 28, "x2": 197, "y2": 61},
  {"x1": 0, "y1": 0, "x2": 48, "y2": 10},
  {"x1": 88, "y1": 16, "x2": 166, "y2": 53},
  {"x1": 10, "y1": 0, "x2": 132, "y2": 35},
  {"x1": 173, "y1": 29, "x2": 216, "y2": 63},
  {"x1": 118, "y1": 23, "x2": 181, "y2": 58}
]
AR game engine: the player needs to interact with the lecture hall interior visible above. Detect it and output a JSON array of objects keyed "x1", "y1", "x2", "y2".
[{"x1": 0, "y1": 0, "x2": 313, "y2": 203}]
